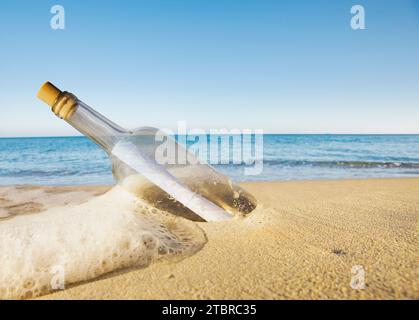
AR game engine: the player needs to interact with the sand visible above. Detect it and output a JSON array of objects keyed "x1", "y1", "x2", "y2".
[{"x1": 0, "y1": 179, "x2": 418, "y2": 299}]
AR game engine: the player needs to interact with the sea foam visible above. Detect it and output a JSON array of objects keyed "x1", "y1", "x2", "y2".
[{"x1": 0, "y1": 184, "x2": 205, "y2": 299}]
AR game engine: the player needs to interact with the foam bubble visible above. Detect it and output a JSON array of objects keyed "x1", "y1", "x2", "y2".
[{"x1": 0, "y1": 185, "x2": 205, "y2": 299}]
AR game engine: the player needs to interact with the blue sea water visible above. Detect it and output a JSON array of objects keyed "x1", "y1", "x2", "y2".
[{"x1": 0, "y1": 135, "x2": 418, "y2": 185}]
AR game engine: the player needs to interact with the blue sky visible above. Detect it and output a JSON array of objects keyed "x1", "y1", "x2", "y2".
[{"x1": 0, "y1": 0, "x2": 418, "y2": 136}]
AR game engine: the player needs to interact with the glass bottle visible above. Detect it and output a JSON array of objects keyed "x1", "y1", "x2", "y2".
[{"x1": 37, "y1": 82, "x2": 257, "y2": 221}]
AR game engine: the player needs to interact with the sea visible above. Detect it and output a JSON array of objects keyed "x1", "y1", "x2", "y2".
[{"x1": 0, "y1": 134, "x2": 418, "y2": 185}]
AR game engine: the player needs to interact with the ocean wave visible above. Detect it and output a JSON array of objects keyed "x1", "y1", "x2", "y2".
[
  {"x1": 262, "y1": 160, "x2": 419, "y2": 169},
  {"x1": 0, "y1": 168, "x2": 109, "y2": 177}
]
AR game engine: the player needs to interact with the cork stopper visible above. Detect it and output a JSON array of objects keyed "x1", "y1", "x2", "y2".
[
  {"x1": 36, "y1": 81, "x2": 77, "y2": 120},
  {"x1": 37, "y1": 81, "x2": 62, "y2": 107}
]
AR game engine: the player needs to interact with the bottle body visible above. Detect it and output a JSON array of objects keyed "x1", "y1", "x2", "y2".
[
  {"x1": 111, "y1": 127, "x2": 257, "y2": 220},
  {"x1": 37, "y1": 82, "x2": 257, "y2": 221}
]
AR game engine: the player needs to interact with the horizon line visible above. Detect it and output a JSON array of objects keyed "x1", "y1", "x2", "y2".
[{"x1": 1, "y1": 133, "x2": 419, "y2": 139}]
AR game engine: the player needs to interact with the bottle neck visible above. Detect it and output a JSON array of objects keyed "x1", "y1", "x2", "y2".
[{"x1": 54, "y1": 92, "x2": 127, "y2": 151}]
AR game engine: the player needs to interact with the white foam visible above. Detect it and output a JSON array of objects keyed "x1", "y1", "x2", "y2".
[{"x1": 0, "y1": 185, "x2": 205, "y2": 299}]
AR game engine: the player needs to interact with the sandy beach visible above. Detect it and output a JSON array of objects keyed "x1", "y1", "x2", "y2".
[{"x1": 0, "y1": 178, "x2": 418, "y2": 300}]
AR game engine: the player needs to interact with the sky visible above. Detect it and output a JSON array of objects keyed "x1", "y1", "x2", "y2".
[{"x1": 0, "y1": 0, "x2": 418, "y2": 136}]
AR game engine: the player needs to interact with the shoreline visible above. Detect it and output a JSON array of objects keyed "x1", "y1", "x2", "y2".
[
  {"x1": 2, "y1": 175, "x2": 419, "y2": 188},
  {"x1": 0, "y1": 178, "x2": 418, "y2": 299}
]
